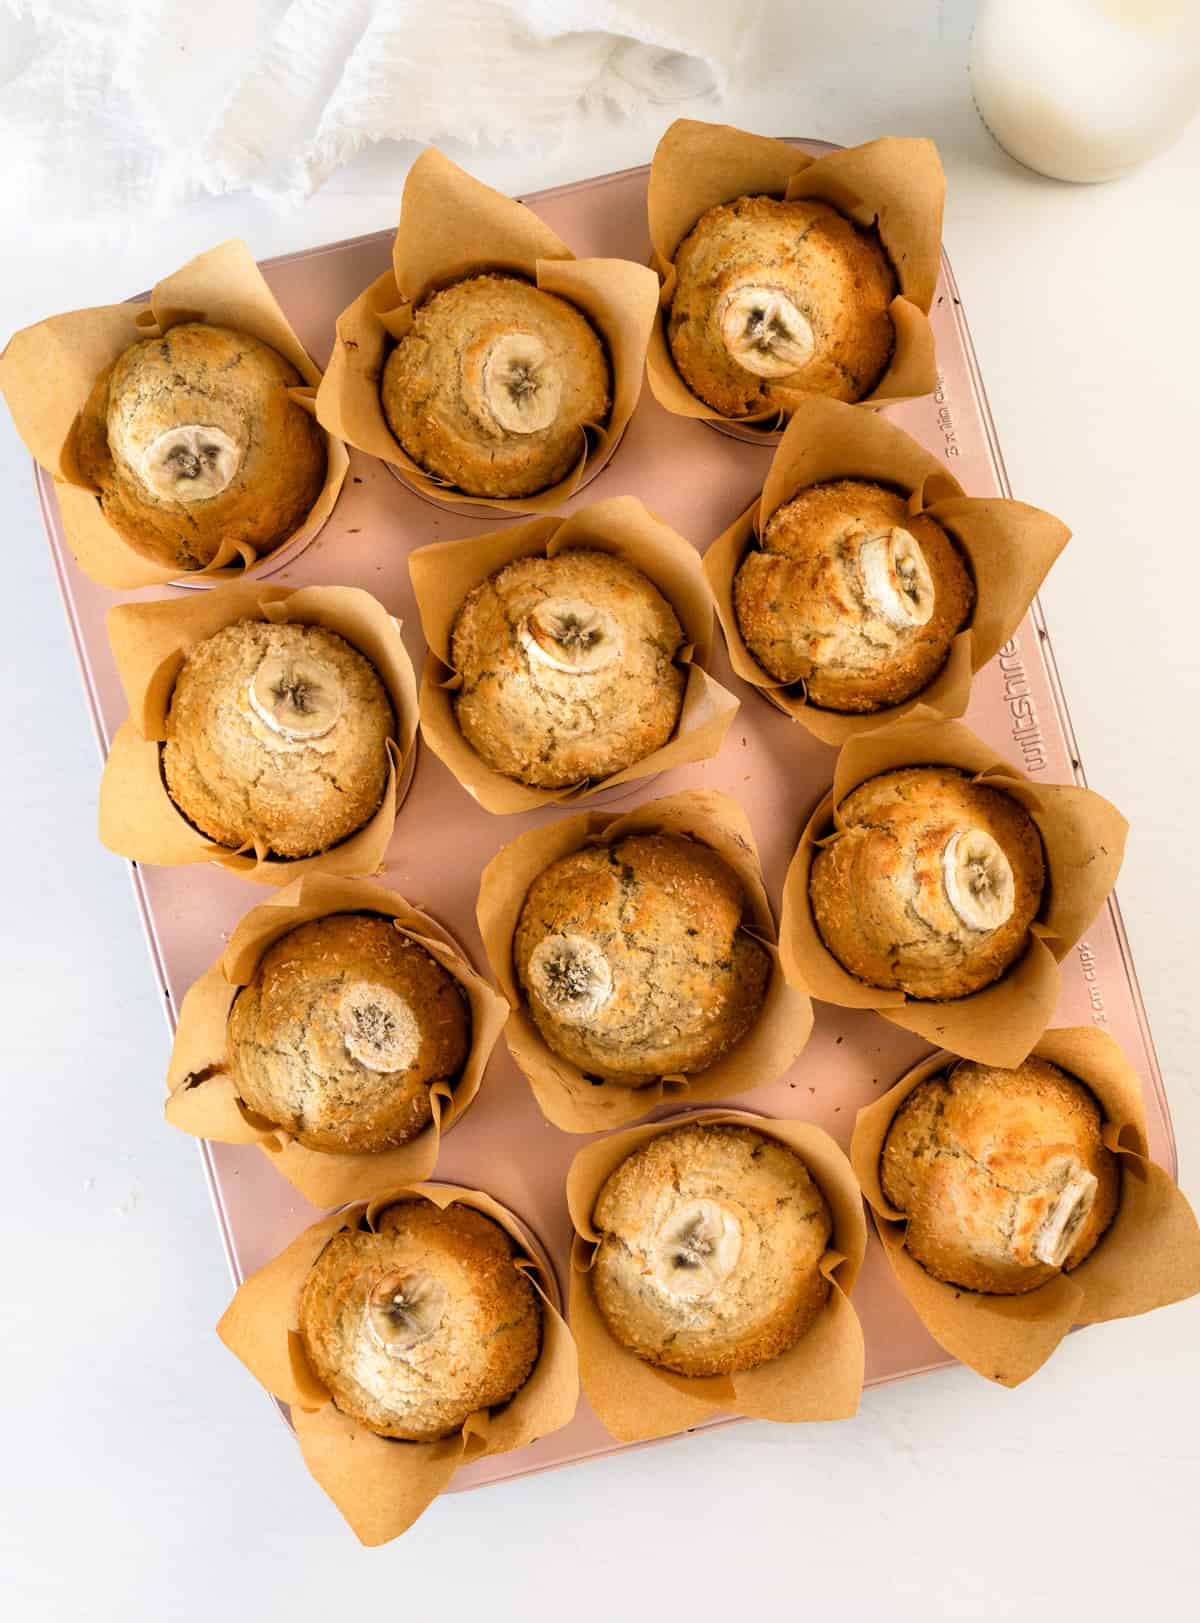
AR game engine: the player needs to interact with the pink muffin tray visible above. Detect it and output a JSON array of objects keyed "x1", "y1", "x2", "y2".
[{"x1": 34, "y1": 143, "x2": 1175, "y2": 1494}]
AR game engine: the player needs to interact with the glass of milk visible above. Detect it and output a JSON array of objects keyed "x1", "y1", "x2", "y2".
[{"x1": 970, "y1": 0, "x2": 1200, "y2": 182}]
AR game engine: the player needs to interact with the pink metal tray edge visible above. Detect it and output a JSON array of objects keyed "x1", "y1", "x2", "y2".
[{"x1": 32, "y1": 146, "x2": 1178, "y2": 1498}]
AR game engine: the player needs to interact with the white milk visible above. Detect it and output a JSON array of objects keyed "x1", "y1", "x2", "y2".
[{"x1": 970, "y1": 0, "x2": 1200, "y2": 182}]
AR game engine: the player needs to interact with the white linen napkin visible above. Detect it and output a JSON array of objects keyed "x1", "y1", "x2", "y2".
[{"x1": 0, "y1": 0, "x2": 761, "y2": 214}]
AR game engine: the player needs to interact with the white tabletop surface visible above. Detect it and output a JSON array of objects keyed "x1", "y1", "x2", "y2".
[{"x1": 3, "y1": 4, "x2": 1197, "y2": 1618}]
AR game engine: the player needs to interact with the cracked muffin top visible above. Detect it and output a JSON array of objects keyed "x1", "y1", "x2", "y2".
[
  {"x1": 381, "y1": 273, "x2": 611, "y2": 499},
  {"x1": 227, "y1": 912, "x2": 471, "y2": 1155},
  {"x1": 449, "y1": 549, "x2": 686, "y2": 789},
  {"x1": 881, "y1": 1058, "x2": 1120, "y2": 1295},
  {"x1": 734, "y1": 479, "x2": 975, "y2": 712},
  {"x1": 592, "y1": 1123, "x2": 832, "y2": 1377},
  {"x1": 162, "y1": 619, "x2": 394, "y2": 860},
  {"x1": 667, "y1": 196, "x2": 897, "y2": 418},
  {"x1": 75, "y1": 322, "x2": 327, "y2": 573},
  {"x1": 299, "y1": 1198, "x2": 541, "y2": 1441},
  {"x1": 809, "y1": 767, "x2": 1045, "y2": 1001},
  {"x1": 513, "y1": 833, "x2": 771, "y2": 1083}
]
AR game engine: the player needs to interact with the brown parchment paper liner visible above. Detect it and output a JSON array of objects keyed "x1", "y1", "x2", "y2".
[
  {"x1": 0, "y1": 238, "x2": 349, "y2": 590},
  {"x1": 704, "y1": 397, "x2": 1071, "y2": 743},
  {"x1": 98, "y1": 581, "x2": 419, "y2": 886},
  {"x1": 164, "y1": 874, "x2": 509, "y2": 1204},
  {"x1": 779, "y1": 713, "x2": 1128, "y2": 1067},
  {"x1": 410, "y1": 495, "x2": 740, "y2": 814},
  {"x1": 216, "y1": 1182, "x2": 579, "y2": 1545},
  {"x1": 314, "y1": 147, "x2": 659, "y2": 515},
  {"x1": 477, "y1": 789, "x2": 814, "y2": 1132},
  {"x1": 646, "y1": 120, "x2": 945, "y2": 429},
  {"x1": 851, "y1": 1028, "x2": 1200, "y2": 1387},
  {"x1": 566, "y1": 1109, "x2": 866, "y2": 1442}
]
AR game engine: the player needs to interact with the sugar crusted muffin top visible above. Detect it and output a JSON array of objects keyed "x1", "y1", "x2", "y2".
[
  {"x1": 667, "y1": 196, "x2": 897, "y2": 417},
  {"x1": 162, "y1": 619, "x2": 394, "y2": 860},
  {"x1": 514, "y1": 832, "x2": 771, "y2": 1083},
  {"x1": 299, "y1": 1199, "x2": 541, "y2": 1440},
  {"x1": 75, "y1": 322, "x2": 326, "y2": 572},
  {"x1": 881, "y1": 1057, "x2": 1120, "y2": 1294},
  {"x1": 809, "y1": 766, "x2": 1045, "y2": 1001},
  {"x1": 592, "y1": 1123, "x2": 832, "y2": 1377},
  {"x1": 734, "y1": 479, "x2": 975, "y2": 712},
  {"x1": 450, "y1": 549, "x2": 686, "y2": 788},
  {"x1": 381, "y1": 274, "x2": 610, "y2": 499},
  {"x1": 227, "y1": 912, "x2": 471, "y2": 1155}
]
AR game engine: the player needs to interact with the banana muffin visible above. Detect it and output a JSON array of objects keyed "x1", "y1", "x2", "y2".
[
  {"x1": 75, "y1": 322, "x2": 326, "y2": 572},
  {"x1": 881, "y1": 1058, "x2": 1120, "y2": 1295},
  {"x1": 734, "y1": 479, "x2": 975, "y2": 711},
  {"x1": 514, "y1": 833, "x2": 771, "y2": 1082},
  {"x1": 299, "y1": 1199, "x2": 542, "y2": 1440},
  {"x1": 592, "y1": 1123, "x2": 832, "y2": 1377},
  {"x1": 667, "y1": 196, "x2": 897, "y2": 417},
  {"x1": 162, "y1": 619, "x2": 395, "y2": 859},
  {"x1": 809, "y1": 767, "x2": 1045, "y2": 1001},
  {"x1": 381, "y1": 274, "x2": 611, "y2": 498},
  {"x1": 450, "y1": 549, "x2": 686, "y2": 788},
  {"x1": 227, "y1": 913, "x2": 471, "y2": 1154}
]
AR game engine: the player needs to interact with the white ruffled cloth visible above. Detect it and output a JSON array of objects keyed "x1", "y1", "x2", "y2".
[{"x1": 0, "y1": 0, "x2": 760, "y2": 214}]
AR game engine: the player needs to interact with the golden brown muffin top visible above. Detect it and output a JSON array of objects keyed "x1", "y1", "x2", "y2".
[
  {"x1": 592, "y1": 1124, "x2": 832, "y2": 1377},
  {"x1": 809, "y1": 766, "x2": 1045, "y2": 1001},
  {"x1": 381, "y1": 274, "x2": 610, "y2": 498},
  {"x1": 513, "y1": 833, "x2": 771, "y2": 1083},
  {"x1": 162, "y1": 619, "x2": 394, "y2": 860},
  {"x1": 881, "y1": 1057, "x2": 1120, "y2": 1295},
  {"x1": 75, "y1": 322, "x2": 326, "y2": 571},
  {"x1": 227, "y1": 913, "x2": 471, "y2": 1155},
  {"x1": 450, "y1": 549, "x2": 686, "y2": 788},
  {"x1": 299, "y1": 1199, "x2": 541, "y2": 1441},
  {"x1": 734, "y1": 479, "x2": 975, "y2": 712},
  {"x1": 667, "y1": 196, "x2": 897, "y2": 417}
]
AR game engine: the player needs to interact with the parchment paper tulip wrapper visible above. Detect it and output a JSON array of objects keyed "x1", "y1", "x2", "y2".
[
  {"x1": 216, "y1": 1183, "x2": 579, "y2": 1546},
  {"x1": 850, "y1": 1027, "x2": 1200, "y2": 1387},
  {"x1": 98, "y1": 581, "x2": 419, "y2": 886},
  {"x1": 477, "y1": 788, "x2": 814, "y2": 1133},
  {"x1": 164, "y1": 873, "x2": 510, "y2": 1205},
  {"x1": 566, "y1": 1109, "x2": 866, "y2": 1443},
  {"x1": 0, "y1": 238, "x2": 348, "y2": 589},
  {"x1": 315, "y1": 146, "x2": 659, "y2": 516}
]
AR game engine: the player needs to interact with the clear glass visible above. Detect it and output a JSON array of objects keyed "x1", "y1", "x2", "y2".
[{"x1": 970, "y1": 0, "x2": 1200, "y2": 182}]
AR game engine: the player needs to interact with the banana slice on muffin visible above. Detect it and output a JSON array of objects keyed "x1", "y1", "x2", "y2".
[
  {"x1": 299, "y1": 1199, "x2": 541, "y2": 1440},
  {"x1": 381, "y1": 274, "x2": 610, "y2": 498},
  {"x1": 227, "y1": 913, "x2": 471, "y2": 1154},
  {"x1": 514, "y1": 833, "x2": 770, "y2": 1082},
  {"x1": 162, "y1": 619, "x2": 394, "y2": 860},
  {"x1": 667, "y1": 196, "x2": 898, "y2": 416},
  {"x1": 75, "y1": 322, "x2": 326, "y2": 572},
  {"x1": 734, "y1": 479, "x2": 975, "y2": 712},
  {"x1": 450, "y1": 550, "x2": 685, "y2": 789},
  {"x1": 808, "y1": 766, "x2": 1045, "y2": 1000},
  {"x1": 592, "y1": 1123, "x2": 832, "y2": 1377},
  {"x1": 881, "y1": 1057, "x2": 1120, "y2": 1294}
]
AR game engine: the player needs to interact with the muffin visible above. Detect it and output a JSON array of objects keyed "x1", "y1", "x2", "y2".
[
  {"x1": 450, "y1": 550, "x2": 686, "y2": 788},
  {"x1": 227, "y1": 913, "x2": 471, "y2": 1154},
  {"x1": 75, "y1": 322, "x2": 326, "y2": 572},
  {"x1": 809, "y1": 766, "x2": 1045, "y2": 1000},
  {"x1": 381, "y1": 274, "x2": 610, "y2": 498},
  {"x1": 667, "y1": 196, "x2": 897, "y2": 417},
  {"x1": 514, "y1": 833, "x2": 770, "y2": 1082},
  {"x1": 162, "y1": 619, "x2": 395, "y2": 859},
  {"x1": 592, "y1": 1123, "x2": 832, "y2": 1377},
  {"x1": 881, "y1": 1058, "x2": 1120, "y2": 1295},
  {"x1": 299, "y1": 1199, "x2": 541, "y2": 1440},
  {"x1": 734, "y1": 479, "x2": 975, "y2": 711}
]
